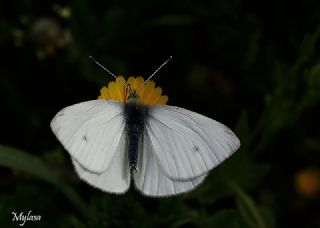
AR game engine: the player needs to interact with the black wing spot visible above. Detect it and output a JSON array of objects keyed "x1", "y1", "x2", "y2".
[
  {"x1": 57, "y1": 113, "x2": 65, "y2": 117},
  {"x1": 193, "y1": 145, "x2": 199, "y2": 152},
  {"x1": 83, "y1": 135, "x2": 88, "y2": 142}
]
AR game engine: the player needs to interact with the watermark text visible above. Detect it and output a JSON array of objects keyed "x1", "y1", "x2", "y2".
[{"x1": 12, "y1": 210, "x2": 41, "y2": 226}]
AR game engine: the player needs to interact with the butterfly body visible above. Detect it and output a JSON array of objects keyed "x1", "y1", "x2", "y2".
[{"x1": 124, "y1": 92, "x2": 149, "y2": 174}]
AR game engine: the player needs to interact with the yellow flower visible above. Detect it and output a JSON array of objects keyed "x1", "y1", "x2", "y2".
[{"x1": 98, "y1": 76, "x2": 168, "y2": 105}]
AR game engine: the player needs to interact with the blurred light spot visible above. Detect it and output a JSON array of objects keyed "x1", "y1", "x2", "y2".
[
  {"x1": 56, "y1": 30, "x2": 72, "y2": 47},
  {"x1": 52, "y1": 4, "x2": 72, "y2": 19},
  {"x1": 20, "y1": 15, "x2": 30, "y2": 25},
  {"x1": 295, "y1": 168, "x2": 320, "y2": 198},
  {"x1": 12, "y1": 28, "x2": 25, "y2": 46},
  {"x1": 12, "y1": 28, "x2": 24, "y2": 38},
  {"x1": 31, "y1": 18, "x2": 60, "y2": 43},
  {"x1": 30, "y1": 18, "x2": 72, "y2": 59}
]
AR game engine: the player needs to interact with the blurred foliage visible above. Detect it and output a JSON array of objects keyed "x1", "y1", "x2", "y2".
[{"x1": 0, "y1": 0, "x2": 320, "y2": 227}]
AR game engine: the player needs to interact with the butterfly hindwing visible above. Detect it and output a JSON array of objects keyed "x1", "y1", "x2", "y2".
[
  {"x1": 133, "y1": 133, "x2": 207, "y2": 197},
  {"x1": 72, "y1": 133, "x2": 130, "y2": 193}
]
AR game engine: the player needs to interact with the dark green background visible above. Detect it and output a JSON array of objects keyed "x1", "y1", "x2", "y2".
[{"x1": 0, "y1": 0, "x2": 320, "y2": 227}]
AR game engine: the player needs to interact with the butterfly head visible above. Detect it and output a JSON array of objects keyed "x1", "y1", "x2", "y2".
[
  {"x1": 126, "y1": 85, "x2": 142, "y2": 104},
  {"x1": 98, "y1": 76, "x2": 168, "y2": 105}
]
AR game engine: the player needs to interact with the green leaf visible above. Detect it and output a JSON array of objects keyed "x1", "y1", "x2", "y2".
[
  {"x1": 0, "y1": 144, "x2": 88, "y2": 216},
  {"x1": 229, "y1": 182, "x2": 267, "y2": 228},
  {"x1": 259, "y1": 206, "x2": 276, "y2": 228},
  {"x1": 192, "y1": 158, "x2": 269, "y2": 205},
  {"x1": 309, "y1": 62, "x2": 320, "y2": 90},
  {"x1": 294, "y1": 26, "x2": 320, "y2": 72},
  {"x1": 209, "y1": 209, "x2": 239, "y2": 228},
  {"x1": 236, "y1": 198, "x2": 256, "y2": 228},
  {"x1": 157, "y1": 198, "x2": 198, "y2": 227},
  {"x1": 299, "y1": 25, "x2": 320, "y2": 60},
  {"x1": 299, "y1": 34, "x2": 315, "y2": 59}
]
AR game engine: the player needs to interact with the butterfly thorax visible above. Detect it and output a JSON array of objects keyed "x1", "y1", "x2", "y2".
[
  {"x1": 127, "y1": 89, "x2": 142, "y2": 104},
  {"x1": 124, "y1": 93, "x2": 149, "y2": 176}
]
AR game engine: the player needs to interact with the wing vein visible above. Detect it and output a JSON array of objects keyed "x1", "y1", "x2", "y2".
[{"x1": 146, "y1": 123, "x2": 180, "y2": 179}]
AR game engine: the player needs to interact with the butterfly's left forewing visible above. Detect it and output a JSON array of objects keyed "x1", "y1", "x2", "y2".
[{"x1": 146, "y1": 105, "x2": 240, "y2": 180}]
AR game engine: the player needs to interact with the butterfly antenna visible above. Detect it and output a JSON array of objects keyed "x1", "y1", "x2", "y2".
[
  {"x1": 89, "y1": 56, "x2": 117, "y2": 79},
  {"x1": 144, "y1": 56, "x2": 172, "y2": 84}
]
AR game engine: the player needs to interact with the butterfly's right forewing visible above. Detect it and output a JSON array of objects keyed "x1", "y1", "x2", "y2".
[{"x1": 146, "y1": 105, "x2": 240, "y2": 180}]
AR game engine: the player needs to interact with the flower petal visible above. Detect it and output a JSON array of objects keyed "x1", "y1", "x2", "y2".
[
  {"x1": 98, "y1": 76, "x2": 168, "y2": 105},
  {"x1": 144, "y1": 87, "x2": 162, "y2": 105},
  {"x1": 98, "y1": 86, "x2": 110, "y2": 100},
  {"x1": 157, "y1": 95, "x2": 168, "y2": 105},
  {"x1": 108, "y1": 81, "x2": 125, "y2": 102},
  {"x1": 141, "y1": 81, "x2": 155, "y2": 102}
]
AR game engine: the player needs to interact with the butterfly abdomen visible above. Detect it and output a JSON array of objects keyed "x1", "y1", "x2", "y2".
[{"x1": 124, "y1": 99, "x2": 149, "y2": 175}]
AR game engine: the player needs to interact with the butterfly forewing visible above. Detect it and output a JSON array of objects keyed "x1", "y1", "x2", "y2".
[
  {"x1": 50, "y1": 100, "x2": 126, "y2": 173},
  {"x1": 146, "y1": 105, "x2": 240, "y2": 180}
]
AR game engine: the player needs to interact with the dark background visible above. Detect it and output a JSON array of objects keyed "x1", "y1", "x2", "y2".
[{"x1": 0, "y1": 0, "x2": 320, "y2": 227}]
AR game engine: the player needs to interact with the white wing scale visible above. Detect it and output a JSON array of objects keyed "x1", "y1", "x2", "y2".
[
  {"x1": 146, "y1": 105, "x2": 240, "y2": 180},
  {"x1": 72, "y1": 133, "x2": 130, "y2": 193},
  {"x1": 133, "y1": 134, "x2": 207, "y2": 197},
  {"x1": 50, "y1": 100, "x2": 125, "y2": 173}
]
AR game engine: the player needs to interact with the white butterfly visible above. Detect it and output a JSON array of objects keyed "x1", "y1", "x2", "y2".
[{"x1": 50, "y1": 57, "x2": 240, "y2": 197}]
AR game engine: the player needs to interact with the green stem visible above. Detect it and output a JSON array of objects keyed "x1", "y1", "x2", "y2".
[{"x1": 227, "y1": 181, "x2": 267, "y2": 228}]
